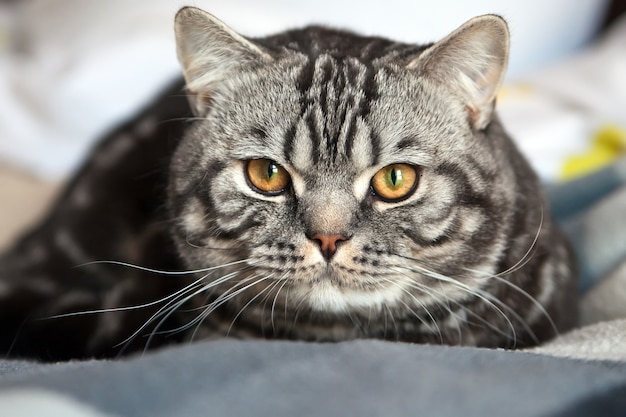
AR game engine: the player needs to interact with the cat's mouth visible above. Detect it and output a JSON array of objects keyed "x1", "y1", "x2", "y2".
[
  {"x1": 299, "y1": 278, "x2": 404, "y2": 313},
  {"x1": 289, "y1": 261, "x2": 381, "y2": 286}
]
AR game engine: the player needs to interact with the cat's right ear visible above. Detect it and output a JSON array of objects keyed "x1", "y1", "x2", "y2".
[{"x1": 175, "y1": 7, "x2": 272, "y2": 116}]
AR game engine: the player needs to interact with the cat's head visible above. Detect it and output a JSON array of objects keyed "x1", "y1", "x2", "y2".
[{"x1": 168, "y1": 8, "x2": 527, "y2": 322}]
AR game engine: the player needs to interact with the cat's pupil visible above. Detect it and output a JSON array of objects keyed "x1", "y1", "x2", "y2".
[
  {"x1": 389, "y1": 167, "x2": 401, "y2": 187},
  {"x1": 267, "y1": 162, "x2": 278, "y2": 179}
]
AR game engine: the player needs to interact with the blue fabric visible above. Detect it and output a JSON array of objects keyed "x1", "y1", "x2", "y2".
[{"x1": 546, "y1": 157, "x2": 626, "y2": 292}]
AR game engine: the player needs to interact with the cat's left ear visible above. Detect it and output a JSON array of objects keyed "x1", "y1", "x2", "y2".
[
  {"x1": 408, "y1": 15, "x2": 509, "y2": 130},
  {"x1": 174, "y1": 7, "x2": 273, "y2": 116}
]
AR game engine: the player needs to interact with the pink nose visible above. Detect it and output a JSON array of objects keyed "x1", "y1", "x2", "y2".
[{"x1": 310, "y1": 233, "x2": 348, "y2": 261}]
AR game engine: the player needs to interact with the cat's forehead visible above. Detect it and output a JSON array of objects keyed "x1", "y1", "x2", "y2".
[{"x1": 215, "y1": 48, "x2": 465, "y2": 181}]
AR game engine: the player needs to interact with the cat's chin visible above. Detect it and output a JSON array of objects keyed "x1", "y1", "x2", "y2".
[{"x1": 299, "y1": 279, "x2": 404, "y2": 314}]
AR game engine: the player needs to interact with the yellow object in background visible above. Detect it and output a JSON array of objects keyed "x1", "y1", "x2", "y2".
[
  {"x1": 497, "y1": 83, "x2": 534, "y2": 102},
  {"x1": 561, "y1": 125, "x2": 626, "y2": 180}
]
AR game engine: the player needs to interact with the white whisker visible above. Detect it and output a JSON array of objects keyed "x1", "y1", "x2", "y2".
[
  {"x1": 270, "y1": 277, "x2": 291, "y2": 335},
  {"x1": 376, "y1": 276, "x2": 443, "y2": 343},
  {"x1": 490, "y1": 275, "x2": 558, "y2": 336},
  {"x1": 190, "y1": 274, "x2": 270, "y2": 341},
  {"x1": 226, "y1": 275, "x2": 277, "y2": 336},
  {"x1": 120, "y1": 264, "x2": 254, "y2": 351},
  {"x1": 161, "y1": 272, "x2": 259, "y2": 340},
  {"x1": 74, "y1": 259, "x2": 249, "y2": 275},
  {"x1": 44, "y1": 272, "x2": 211, "y2": 320},
  {"x1": 398, "y1": 276, "x2": 514, "y2": 342},
  {"x1": 390, "y1": 263, "x2": 520, "y2": 345}
]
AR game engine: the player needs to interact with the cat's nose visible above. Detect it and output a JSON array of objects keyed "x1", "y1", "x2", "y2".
[{"x1": 310, "y1": 233, "x2": 348, "y2": 261}]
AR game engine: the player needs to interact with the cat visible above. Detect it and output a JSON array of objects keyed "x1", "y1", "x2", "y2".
[{"x1": 0, "y1": 7, "x2": 578, "y2": 361}]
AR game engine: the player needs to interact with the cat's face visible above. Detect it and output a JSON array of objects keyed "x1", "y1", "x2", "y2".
[{"x1": 168, "y1": 8, "x2": 522, "y2": 326}]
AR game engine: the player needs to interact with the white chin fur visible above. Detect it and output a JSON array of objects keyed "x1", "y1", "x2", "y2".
[{"x1": 304, "y1": 280, "x2": 404, "y2": 314}]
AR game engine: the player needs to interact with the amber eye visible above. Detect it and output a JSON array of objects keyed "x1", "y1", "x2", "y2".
[
  {"x1": 245, "y1": 159, "x2": 291, "y2": 195},
  {"x1": 371, "y1": 163, "x2": 419, "y2": 202}
]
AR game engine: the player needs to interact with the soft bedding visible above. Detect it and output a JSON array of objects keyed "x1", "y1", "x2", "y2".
[{"x1": 1, "y1": 338, "x2": 626, "y2": 417}]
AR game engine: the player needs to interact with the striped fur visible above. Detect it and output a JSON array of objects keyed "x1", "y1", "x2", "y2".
[{"x1": 0, "y1": 8, "x2": 577, "y2": 360}]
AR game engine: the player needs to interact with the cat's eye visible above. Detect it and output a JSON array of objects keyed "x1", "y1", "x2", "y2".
[
  {"x1": 245, "y1": 159, "x2": 291, "y2": 195},
  {"x1": 371, "y1": 163, "x2": 419, "y2": 202}
]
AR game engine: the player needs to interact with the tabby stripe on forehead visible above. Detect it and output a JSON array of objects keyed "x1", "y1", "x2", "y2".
[
  {"x1": 282, "y1": 123, "x2": 297, "y2": 163},
  {"x1": 357, "y1": 64, "x2": 378, "y2": 117},
  {"x1": 372, "y1": 133, "x2": 382, "y2": 165},
  {"x1": 294, "y1": 56, "x2": 380, "y2": 164},
  {"x1": 317, "y1": 57, "x2": 341, "y2": 160},
  {"x1": 318, "y1": 58, "x2": 334, "y2": 121},
  {"x1": 296, "y1": 61, "x2": 316, "y2": 109},
  {"x1": 251, "y1": 126, "x2": 269, "y2": 144},
  {"x1": 344, "y1": 63, "x2": 380, "y2": 163},
  {"x1": 394, "y1": 138, "x2": 414, "y2": 152},
  {"x1": 305, "y1": 112, "x2": 321, "y2": 164},
  {"x1": 343, "y1": 113, "x2": 358, "y2": 160},
  {"x1": 327, "y1": 65, "x2": 345, "y2": 161}
]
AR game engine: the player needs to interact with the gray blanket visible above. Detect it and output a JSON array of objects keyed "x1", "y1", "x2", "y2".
[{"x1": 1, "y1": 339, "x2": 626, "y2": 417}]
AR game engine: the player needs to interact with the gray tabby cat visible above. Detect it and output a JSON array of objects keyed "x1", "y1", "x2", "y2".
[{"x1": 0, "y1": 7, "x2": 577, "y2": 360}]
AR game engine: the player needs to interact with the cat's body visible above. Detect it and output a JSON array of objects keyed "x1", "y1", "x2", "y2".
[
  {"x1": 0, "y1": 8, "x2": 577, "y2": 361},
  {"x1": 0, "y1": 80, "x2": 190, "y2": 359}
]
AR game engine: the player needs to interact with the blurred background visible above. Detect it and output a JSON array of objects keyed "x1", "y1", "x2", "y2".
[{"x1": 0, "y1": 0, "x2": 625, "y2": 249}]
